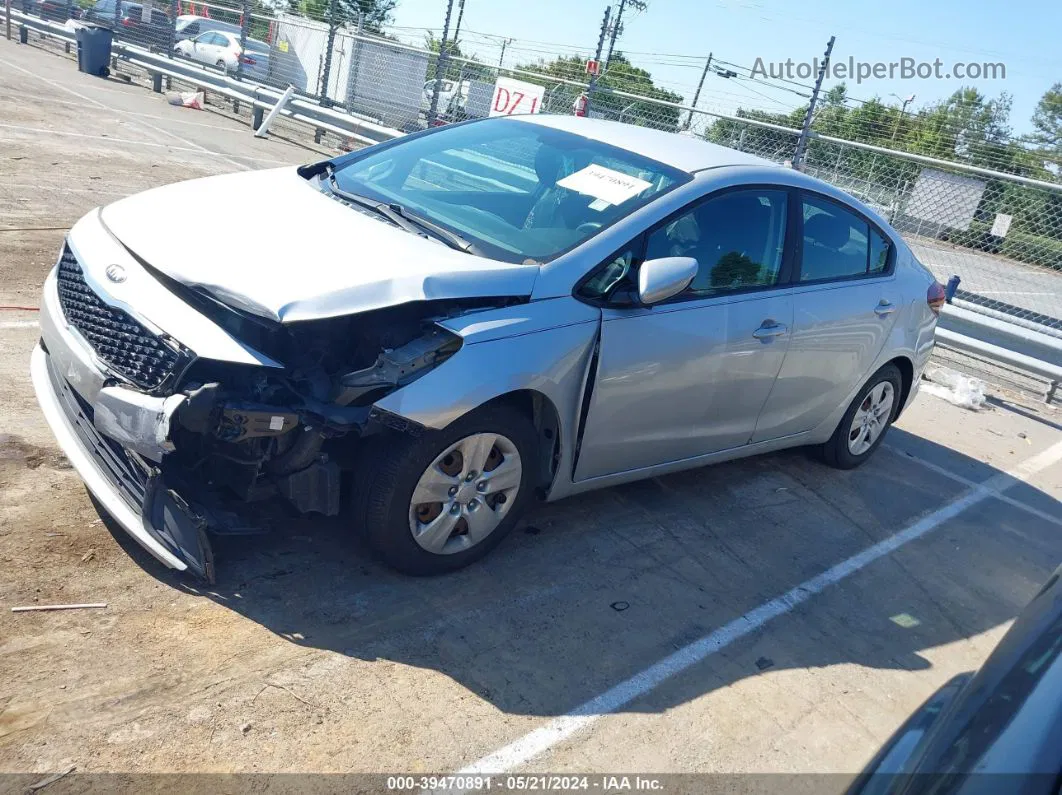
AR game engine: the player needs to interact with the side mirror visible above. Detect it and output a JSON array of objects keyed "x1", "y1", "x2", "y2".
[{"x1": 637, "y1": 256, "x2": 698, "y2": 305}]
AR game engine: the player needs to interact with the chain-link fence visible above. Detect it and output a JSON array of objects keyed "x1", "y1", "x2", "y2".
[{"x1": 9, "y1": 0, "x2": 1062, "y2": 333}]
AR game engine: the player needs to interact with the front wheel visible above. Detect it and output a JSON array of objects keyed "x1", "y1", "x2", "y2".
[
  {"x1": 821, "y1": 363, "x2": 902, "y2": 469},
  {"x1": 353, "y1": 404, "x2": 538, "y2": 574}
]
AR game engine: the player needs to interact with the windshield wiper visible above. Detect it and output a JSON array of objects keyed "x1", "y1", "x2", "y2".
[
  {"x1": 385, "y1": 202, "x2": 483, "y2": 256},
  {"x1": 325, "y1": 174, "x2": 420, "y2": 235},
  {"x1": 324, "y1": 170, "x2": 481, "y2": 256}
]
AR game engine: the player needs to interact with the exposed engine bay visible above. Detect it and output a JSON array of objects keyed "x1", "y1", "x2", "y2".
[{"x1": 155, "y1": 289, "x2": 517, "y2": 538}]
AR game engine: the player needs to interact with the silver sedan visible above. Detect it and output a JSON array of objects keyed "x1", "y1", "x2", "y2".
[{"x1": 32, "y1": 116, "x2": 941, "y2": 580}]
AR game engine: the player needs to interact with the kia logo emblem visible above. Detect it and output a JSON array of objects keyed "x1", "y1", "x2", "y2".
[{"x1": 105, "y1": 264, "x2": 127, "y2": 283}]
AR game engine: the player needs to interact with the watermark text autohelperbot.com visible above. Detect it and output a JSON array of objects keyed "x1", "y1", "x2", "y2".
[{"x1": 752, "y1": 57, "x2": 1006, "y2": 83}]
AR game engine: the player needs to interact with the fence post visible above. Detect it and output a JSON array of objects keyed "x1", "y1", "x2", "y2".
[
  {"x1": 168, "y1": 0, "x2": 177, "y2": 57},
  {"x1": 585, "y1": 5, "x2": 610, "y2": 116},
  {"x1": 236, "y1": 0, "x2": 249, "y2": 80},
  {"x1": 426, "y1": 0, "x2": 455, "y2": 127},
  {"x1": 318, "y1": 0, "x2": 337, "y2": 105},
  {"x1": 792, "y1": 35, "x2": 834, "y2": 171}
]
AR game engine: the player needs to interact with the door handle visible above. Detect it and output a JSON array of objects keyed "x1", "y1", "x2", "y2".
[
  {"x1": 874, "y1": 300, "x2": 897, "y2": 317},
  {"x1": 753, "y1": 322, "x2": 788, "y2": 340}
]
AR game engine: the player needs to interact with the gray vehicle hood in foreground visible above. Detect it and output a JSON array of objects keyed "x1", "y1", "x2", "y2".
[{"x1": 100, "y1": 167, "x2": 540, "y2": 323}]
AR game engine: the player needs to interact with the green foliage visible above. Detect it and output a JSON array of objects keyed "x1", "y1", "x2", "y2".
[
  {"x1": 291, "y1": 0, "x2": 394, "y2": 31},
  {"x1": 1031, "y1": 82, "x2": 1062, "y2": 167},
  {"x1": 1001, "y1": 230, "x2": 1062, "y2": 270},
  {"x1": 512, "y1": 52, "x2": 684, "y2": 131},
  {"x1": 424, "y1": 33, "x2": 494, "y2": 83}
]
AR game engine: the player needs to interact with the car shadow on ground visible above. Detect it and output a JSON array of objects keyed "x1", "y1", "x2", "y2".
[{"x1": 100, "y1": 427, "x2": 1062, "y2": 718}]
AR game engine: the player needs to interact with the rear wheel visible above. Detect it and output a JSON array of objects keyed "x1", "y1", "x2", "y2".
[
  {"x1": 821, "y1": 363, "x2": 902, "y2": 469},
  {"x1": 353, "y1": 404, "x2": 538, "y2": 575}
]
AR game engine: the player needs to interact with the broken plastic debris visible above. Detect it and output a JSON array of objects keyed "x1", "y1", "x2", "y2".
[
  {"x1": 922, "y1": 366, "x2": 986, "y2": 411},
  {"x1": 166, "y1": 90, "x2": 205, "y2": 110}
]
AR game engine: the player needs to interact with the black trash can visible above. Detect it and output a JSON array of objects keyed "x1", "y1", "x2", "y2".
[{"x1": 76, "y1": 25, "x2": 113, "y2": 78}]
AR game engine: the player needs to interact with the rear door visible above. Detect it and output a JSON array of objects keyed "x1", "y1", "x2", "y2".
[
  {"x1": 752, "y1": 190, "x2": 902, "y2": 442},
  {"x1": 574, "y1": 187, "x2": 796, "y2": 481}
]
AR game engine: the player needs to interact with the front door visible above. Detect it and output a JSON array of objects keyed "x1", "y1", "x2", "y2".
[
  {"x1": 752, "y1": 191, "x2": 903, "y2": 442},
  {"x1": 574, "y1": 187, "x2": 796, "y2": 481}
]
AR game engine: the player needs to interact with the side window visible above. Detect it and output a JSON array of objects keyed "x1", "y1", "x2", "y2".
[
  {"x1": 644, "y1": 189, "x2": 788, "y2": 296},
  {"x1": 800, "y1": 195, "x2": 883, "y2": 282},
  {"x1": 869, "y1": 228, "x2": 891, "y2": 274}
]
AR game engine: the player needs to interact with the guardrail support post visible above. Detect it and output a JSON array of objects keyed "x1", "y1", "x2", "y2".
[
  {"x1": 1048, "y1": 381, "x2": 1058, "y2": 404},
  {"x1": 152, "y1": 72, "x2": 163, "y2": 92},
  {"x1": 64, "y1": 40, "x2": 70, "y2": 53},
  {"x1": 254, "y1": 84, "x2": 295, "y2": 138},
  {"x1": 314, "y1": 128, "x2": 324, "y2": 144},
  {"x1": 233, "y1": 98, "x2": 240, "y2": 113},
  {"x1": 19, "y1": 24, "x2": 27, "y2": 44},
  {"x1": 252, "y1": 106, "x2": 264, "y2": 130}
]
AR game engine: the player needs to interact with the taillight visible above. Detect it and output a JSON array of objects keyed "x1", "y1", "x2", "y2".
[
  {"x1": 121, "y1": 17, "x2": 134, "y2": 25},
  {"x1": 927, "y1": 282, "x2": 945, "y2": 315},
  {"x1": 239, "y1": 54, "x2": 256, "y2": 65}
]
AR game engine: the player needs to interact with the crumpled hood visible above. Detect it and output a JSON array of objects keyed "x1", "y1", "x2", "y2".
[{"x1": 100, "y1": 167, "x2": 539, "y2": 323}]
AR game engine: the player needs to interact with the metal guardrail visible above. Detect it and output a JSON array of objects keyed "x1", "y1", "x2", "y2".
[
  {"x1": 4, "y1": 9, "x2": 404, "y2": 147},
  {"x1": 8, "y1": 7, "x2": 1062, "y2": 398}
]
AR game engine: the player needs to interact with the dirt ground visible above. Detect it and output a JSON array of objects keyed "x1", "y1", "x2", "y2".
[{"x1": 2, "y1": 37, "x2": 1062, "y2": 792}]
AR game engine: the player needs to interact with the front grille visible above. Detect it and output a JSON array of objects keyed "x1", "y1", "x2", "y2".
[{"x1": 56, "y1": 246, "x2": 183, "y2": 390}]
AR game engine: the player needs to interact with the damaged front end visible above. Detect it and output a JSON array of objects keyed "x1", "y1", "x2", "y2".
[
  {"x1": 34, "y1": 240, "x2": 501, "y2": 583},
  {"x1": 141, "y1": 301, "x2": 473, "y2": 581}
]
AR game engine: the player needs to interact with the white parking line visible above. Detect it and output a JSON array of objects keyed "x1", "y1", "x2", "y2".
[
  {"x1": 0, "y1": 121, "x2": 243, "y2": 155},
  {"x1": 452, "y1": 439, "x2": 1062, "y2": 778},
  {"x1": 0, "y1": 320, "x2": 40, "y2": 329},
  {"x1": 883, "y1": 443, "x2": 1062, "y2": 529},
  {"x1": 0, "y1": 56, "x2": 253, "y2": 171}
]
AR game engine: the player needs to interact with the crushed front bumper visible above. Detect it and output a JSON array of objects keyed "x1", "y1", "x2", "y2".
[{"x1": 31, "y1": 266, "x2": 214, "y2": 581}]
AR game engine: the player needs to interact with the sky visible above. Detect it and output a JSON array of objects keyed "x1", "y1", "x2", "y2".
[{"x1": 388, "y1": 0, "x2": 1061, "y2": 136}]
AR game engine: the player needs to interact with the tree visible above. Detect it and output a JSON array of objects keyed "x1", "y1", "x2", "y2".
[
  {"x1": 424, "y1": 33, "x2": 494, "y2": 82},
  {"x1": 291, "y1": 0, "x2": 395, "y2": 31},
  {"x1": 513, "y1": 51, "x2": 683, "y2": 131},
  {"x1": 1031, "y1": 83, "x2": 1062, "y2": 155}
]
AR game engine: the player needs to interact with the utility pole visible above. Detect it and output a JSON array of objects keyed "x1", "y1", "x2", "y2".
[
  {"x1": 427, "y1": 0, "x2": 456, "y2": 126},
  {"x1": 603, "y1": 0, "x2": 645, "y2": 68},
  {"x1": 498, "y1": 37, "x2": 513, "y2": 70},
  {"x1": 585, "y1": 5, "x2": 611, "y2": 116},
  {"x1": 683, "y1": 53, "x2": 711, "y2": 131},
  {"x1": 319, "y1": 0, "x2": 338, "y2": 104},
  {"x1": 792, "y1": 35, "x2": 834, "y2": 171},
  {"x1": 890, "y1": 93, "x2": 915, "y2": 143}
]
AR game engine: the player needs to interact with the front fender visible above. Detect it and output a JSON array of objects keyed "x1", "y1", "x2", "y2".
[{"x1": 372, "y1": 298, "x2": 601, "y2": 494}]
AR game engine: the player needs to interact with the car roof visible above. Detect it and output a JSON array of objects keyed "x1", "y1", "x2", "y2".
[{"x1": 507, "y1": 114, "x2": 780, "y2": 174}]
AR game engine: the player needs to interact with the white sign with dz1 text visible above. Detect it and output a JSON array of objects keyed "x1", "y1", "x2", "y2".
[{"x1": 489, "y1": 77, "x2": 546, "y2": 117}]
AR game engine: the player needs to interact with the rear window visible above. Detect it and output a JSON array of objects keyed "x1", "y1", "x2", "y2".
[
  {"x1": 243, "y1": 39, "x2": 270, "y2": 53},
  {"x1": 329, "y1": 120, "x2": 690, "y2": 263}
]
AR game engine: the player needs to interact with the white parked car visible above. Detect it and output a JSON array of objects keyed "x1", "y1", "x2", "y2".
[{"x1": 174, "y1": 30, "x2": 271, "y2": 82}]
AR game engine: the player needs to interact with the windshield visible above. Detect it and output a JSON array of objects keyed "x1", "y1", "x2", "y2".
[{"x1": 326, "y1": 119, "x2": 690, "y2": 263}]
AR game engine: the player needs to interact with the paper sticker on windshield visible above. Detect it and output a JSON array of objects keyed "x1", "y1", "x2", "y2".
[{"x1": 557, "y1": 165, "x2": 652, "y2": 207}]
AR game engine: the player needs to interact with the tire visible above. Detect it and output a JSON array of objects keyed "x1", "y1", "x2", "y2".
[
  {"x1": 821, "y1": 363, "x2": 903, "y2": 470},
  {"x1": 352, "y1": 404, "x2": 539, "y2": 575}
]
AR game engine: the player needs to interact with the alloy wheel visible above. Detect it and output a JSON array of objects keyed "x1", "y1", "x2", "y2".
[{"x1": 847, "y1": 381, "x2": 895, "y2": 456}]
